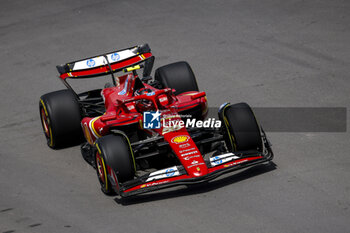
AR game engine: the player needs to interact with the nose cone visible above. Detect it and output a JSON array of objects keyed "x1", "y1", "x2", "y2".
[{"x1": 164, "y1": 132, "x2": 209, "y2": 177}]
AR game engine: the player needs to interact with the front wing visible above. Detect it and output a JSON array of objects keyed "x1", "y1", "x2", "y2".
[{"x1": 116, "y1": 151, "x2": 273, "y2": 197}]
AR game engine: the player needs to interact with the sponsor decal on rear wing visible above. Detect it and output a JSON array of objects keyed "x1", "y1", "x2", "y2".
[{"x1": 57, "y1": 44, "x2": 153, "y2": 79}]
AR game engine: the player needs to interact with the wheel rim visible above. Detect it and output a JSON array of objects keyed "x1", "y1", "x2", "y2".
[
  {"x1": 40, "y1": 108, "x2": 50, "y2": 138},
  {"x1": 96, "y1": 152, "x2": 105, "y2": 184}
]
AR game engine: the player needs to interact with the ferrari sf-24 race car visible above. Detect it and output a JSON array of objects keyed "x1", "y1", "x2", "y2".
[{"x1": 39, "y1": 44, "x2": 273, "y2": 197}]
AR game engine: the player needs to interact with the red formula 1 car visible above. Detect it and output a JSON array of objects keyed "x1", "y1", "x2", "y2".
[{"x1": 39, "y1": 44, "x2": 273, "y2": 197}]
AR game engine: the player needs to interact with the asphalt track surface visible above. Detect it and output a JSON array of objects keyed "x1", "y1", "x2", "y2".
[{"x1": 1, "y1": 0, "x2": 349, "y2": 232}]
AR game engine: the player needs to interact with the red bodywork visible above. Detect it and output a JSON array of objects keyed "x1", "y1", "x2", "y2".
[
  {"x1": 79, "y1": 73, "x2": 267, "y2": 196},
  {"x1": 57, "y1": 45, "x2": 271, "y2": 197}
]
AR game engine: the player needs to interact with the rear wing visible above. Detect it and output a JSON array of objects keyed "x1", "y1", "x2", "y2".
[{"x1": 57, "y1": 44, "x2": 153, "y2": 80}]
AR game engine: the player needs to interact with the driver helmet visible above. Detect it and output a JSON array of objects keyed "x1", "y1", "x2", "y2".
[
  {"x1": 134, "y1": 88, "x2": 155, "y2": 112},
  {"x1": 135, "y1": 88, "x2": 155, "y2": 96}
]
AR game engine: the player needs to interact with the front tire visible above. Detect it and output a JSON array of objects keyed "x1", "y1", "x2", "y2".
[
  {"x1": 39, "y1": 90, "x2": 83, "y2": 149},
  {"x1": 95, "y1": 148, "x2": 114, "y2": 195},
  {"x1": 219, "y1": 102, "x2": 262, "y2": 152},
  {"x1": 95, "y1": 133, "x2": 136, "y2": 195}
]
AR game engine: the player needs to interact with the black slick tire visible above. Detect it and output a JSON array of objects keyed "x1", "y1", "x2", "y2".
[
  {"x1": 155, "y1": 61, "x2": 199, "y2": 95},
  {"x1": 39, "y1": 90, "x2": 83, "y2": 149},
  {"x1": 95, "y1": 134, "x2": 136, "y2": 195},
  {"x1": 219, "y1": 102, "x2": 262, "y2": 152}
]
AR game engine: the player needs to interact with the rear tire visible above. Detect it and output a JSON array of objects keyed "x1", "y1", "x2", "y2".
[
  {"x1": 155, "y1": 61, "x2": 199, "y2": 95},
  {"x1": 219, "y1": 102, "x2": 262, "y2": 152},
  {"x1": 39, "y1": 90, "x2": 83, "y2": 149},
  {"x1": 95, "y1": 134, "x2": 136, "y2": 195}
]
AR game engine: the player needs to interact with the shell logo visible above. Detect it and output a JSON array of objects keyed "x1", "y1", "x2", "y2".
[
  {"x1": 141, "y1": 184, "x2": 146, "y2": 188},
  {"x1": 171, "y1": 135, "x2": 190, "y2": 144}
]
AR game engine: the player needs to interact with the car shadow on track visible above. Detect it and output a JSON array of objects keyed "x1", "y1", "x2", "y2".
[{"x1": 114, "y1": 162, "x2": 277, "y2": 205}]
